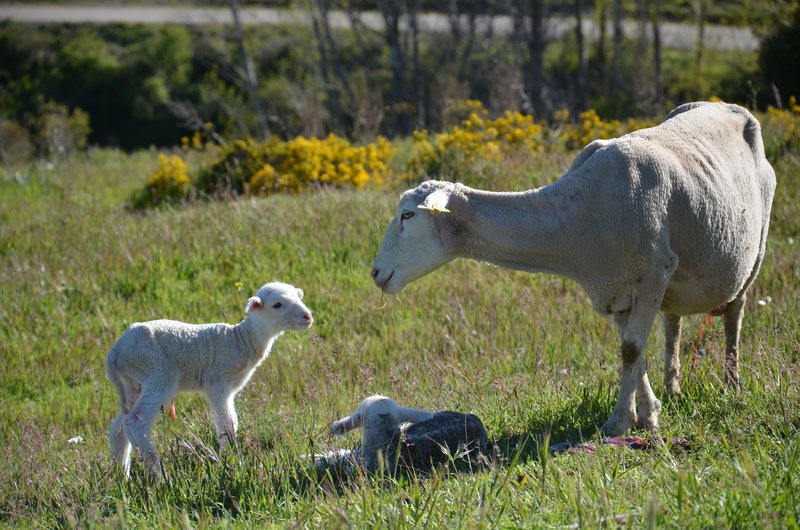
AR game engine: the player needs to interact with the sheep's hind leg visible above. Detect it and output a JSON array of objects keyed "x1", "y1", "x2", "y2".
[
  {"x1": 123, "y1": 380, "x2": 176, "y2": 478},
  {"x1": 663, "y1": 313, "x2": 683, "y2": 399},
  {"x1": 723, "y1": 294, "x2": 746, "y2": 388},
  {"x1": 110, "y1": 414, "x2": 132, "y2": 474}
]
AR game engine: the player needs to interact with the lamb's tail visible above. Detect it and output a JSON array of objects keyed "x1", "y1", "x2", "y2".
[{"x1": 105, "y1": 343, "x2": 130, "y2": 413}]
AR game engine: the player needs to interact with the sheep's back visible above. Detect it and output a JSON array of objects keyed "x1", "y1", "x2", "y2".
[{"x1": 399, "y1": 411, "x2": 488, "y2": 471}]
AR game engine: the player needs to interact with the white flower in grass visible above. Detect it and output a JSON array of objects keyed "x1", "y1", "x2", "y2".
[{"x1": 67, "y1": 435, "x2": 84, "y2": 444}]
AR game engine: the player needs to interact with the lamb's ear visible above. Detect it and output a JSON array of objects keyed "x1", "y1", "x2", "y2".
[
  {"x1": 417, "y1": 189, "x2": 451, "y2": 215},
  {"x1": 245, "y1": 296, "x2": 263, "y2": 313},
  {"x1": 331, "y1": 412, "x2": 362, "y2": 436},
  {"x1": 296, "y1": 288, "x2": 304, "y2": 300}
]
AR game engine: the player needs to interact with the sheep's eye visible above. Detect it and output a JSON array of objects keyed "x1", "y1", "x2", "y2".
[
  {"x1": 400, "y1": 211, "x2": 415, "y2": 221},
  {"x1": 272, "y1": 302, "x2": 282, "y2": 309}
]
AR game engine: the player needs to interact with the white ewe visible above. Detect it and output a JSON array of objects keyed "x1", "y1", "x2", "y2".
[
  {"x1": 371, "y1": 102, "x2": 776, "y2": 436},
  {"x1": 106, "y1": 282, "x2": 312, "y2": 477}
]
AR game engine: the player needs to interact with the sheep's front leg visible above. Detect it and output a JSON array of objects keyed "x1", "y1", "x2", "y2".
[
  {"x1": 207, "y1": 388, "x2": 238, "y2": 452},
  {"x1": 723, "y1": 294, "x2": 746, "y2": 388},
  {"x1": 663, "y1": 313, "x2": 683, "y2": 398},
  {"x1": 603, "y1": 267, "x2": 672, "y2": 436}
]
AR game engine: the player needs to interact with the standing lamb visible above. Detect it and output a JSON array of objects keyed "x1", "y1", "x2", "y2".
[
  {"x1": 371, "y1": 102, "x2": 776, "y2": 436},
  {"x1": 106, "y1": 281, "x2": 313, "y2": 477}
]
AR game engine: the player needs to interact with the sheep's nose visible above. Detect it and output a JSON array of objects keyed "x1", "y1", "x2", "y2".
[
  {"x1": 303, "y1": 313, "x2": 313, "y2": 323},
  {"x1": 371, "y1": 267, "x2": 380, "y2": 280}
]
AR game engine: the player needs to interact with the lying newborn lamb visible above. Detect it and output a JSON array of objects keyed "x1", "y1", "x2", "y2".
[
  {"x1": 106, "y1": 281, "x2": 312, "y2": 477},
  {"x1": 315, "y1": 395, "x2": 488, "y2": 477}
]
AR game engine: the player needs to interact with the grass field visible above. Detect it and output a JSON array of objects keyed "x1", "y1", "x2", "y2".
[{"x1": 1, "y1": 124, "x2": 799, "y2": 527}]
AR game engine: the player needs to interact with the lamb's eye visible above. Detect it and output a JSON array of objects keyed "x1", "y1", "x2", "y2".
[
  {"x1": 400, "y1": 211, "x2": 415, "y2": 221},
  {"x1": 272, "y1": 302, "x2": 282, "y2": 309}
]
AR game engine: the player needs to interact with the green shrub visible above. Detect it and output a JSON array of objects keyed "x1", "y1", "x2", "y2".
[{"x1": 0, "y1": 119, "x2": 33, "y2": 165}]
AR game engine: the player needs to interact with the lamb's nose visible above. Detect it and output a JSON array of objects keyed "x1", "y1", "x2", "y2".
[
  {"x1": 371, "y1": 267, "x2": 380, "y2": 280},
  {"x1": 303, "y1": 313, "x2": 313, "y2": 322}
]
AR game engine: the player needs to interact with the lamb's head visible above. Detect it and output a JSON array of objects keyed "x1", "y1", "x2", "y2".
[
  {"x1": 331, "y1": 395, "x2": 434, "y2": 436},
  {"x1": 244, "y1": 282, "x2": 313, "y2": 331},
  {"x1": 371, "y1": 180, "x2": 457, "y2": 294}
]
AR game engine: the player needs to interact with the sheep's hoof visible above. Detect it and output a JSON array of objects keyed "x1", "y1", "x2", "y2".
[
  {"x1": 664, "y1": 385, "x2": 682, "y2": 401},
  {"x1": 635, "y1": 398, "x2": 662, "y2": 431},
  {"x1": 601, "y1": 413, "x2": 633, "y2": 437}
]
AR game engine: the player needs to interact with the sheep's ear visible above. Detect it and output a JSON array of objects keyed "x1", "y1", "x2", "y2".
[
  {"x1": 331, "y1": 411, "x2": 363, "y2": 436},
  {"x1": 296, "y1": 288, "x2": 304, "y2": 300},
  {"x1": 245, "y1": 296, "x2": 263, "y2": 313},
  {"x1": 417, "y1": 189, "x2": 451, "y2": 215}
]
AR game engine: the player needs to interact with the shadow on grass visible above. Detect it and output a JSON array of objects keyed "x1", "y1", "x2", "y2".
[{"x1": 489, "y1": 385, "x2": 615, "y2": 465}]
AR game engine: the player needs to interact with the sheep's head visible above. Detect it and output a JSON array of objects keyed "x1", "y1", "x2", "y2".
[
  {"x1": 245, "y1": 282, "x2": 313, "y2": 331},
  {"x1": 331, "y1": 395, "x2": 434, "y2": 436},
  {"x1": 371, "y1": 180, "x2": 456, "y2": 294}
]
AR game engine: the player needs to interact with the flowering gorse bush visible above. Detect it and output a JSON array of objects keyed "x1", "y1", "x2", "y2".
[
  {"x1": 246, "y1": 134, "x2": 394, "y2": 195},
  {"x1": 405, "y1": 100, "x2": 659, "y2": 186},
  {"x1": 197, "y1": 134, "x2": 394, "y2": 197},
  {"x1": 762, "y1": 95, "x2": 800, "y2": 161},
  {"x1": 130, "y1": 154, "x2": 192, "y2": 209},
  {"x1": 407, "y1": 100, "x2": 544, "y2": 180},
  {"x1": 552, "y1": 108, "x2": 657, "y2": 151},
  {"x1": 125, "y1": 133, "x2": 397, "y2": 208}
]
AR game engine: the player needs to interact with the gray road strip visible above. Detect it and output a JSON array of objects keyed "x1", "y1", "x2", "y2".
[{"x1": 0, "y1": 5, "x2": 758, "y2": 52}]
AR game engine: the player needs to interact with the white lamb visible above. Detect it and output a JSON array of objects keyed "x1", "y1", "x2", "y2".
[
  {"x1": 105, "y1": 281, "x2": 313, "y2": 477},
  {"x1": 312, "y1": 395, "x2": 488, "y2": 477}
]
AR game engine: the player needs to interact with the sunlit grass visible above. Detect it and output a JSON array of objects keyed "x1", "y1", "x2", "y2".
[{"x1": 1, "y1": 135, "x2": 798, "y2": 527}]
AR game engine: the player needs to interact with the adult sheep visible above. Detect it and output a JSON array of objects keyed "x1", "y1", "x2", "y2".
[{"x1": 371, "y1": 102, "x2": 776, "y2": 436}]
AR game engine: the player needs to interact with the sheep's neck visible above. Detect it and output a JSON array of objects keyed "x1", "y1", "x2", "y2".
[
  {"x1": 451, "y1": 183, "x2": 581, "y2": 279},
  {"x1": 235, "y1": 318, "x2": 278, "y2": 367}
]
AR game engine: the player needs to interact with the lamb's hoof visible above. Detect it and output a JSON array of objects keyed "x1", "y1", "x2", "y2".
[{"x1": 601, "y1": 414, "x2": 633, "y2": 437}]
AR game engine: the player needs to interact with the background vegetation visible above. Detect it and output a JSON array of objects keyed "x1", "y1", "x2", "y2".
[
  {"x1": 2, "y1": 0, "x2": 800, "y2": 159},
  {"x1": 1, "y1": 1, "x2": 800, "y2": 527}
]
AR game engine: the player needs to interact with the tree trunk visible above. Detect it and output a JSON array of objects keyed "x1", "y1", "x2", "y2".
[
  {"x1": 377, "y1": 0, "x2": 411, "y2": 134},
  {"x1": 695, "y1": 0, "x2": 707, "y2": 70},
  {"x1": 527, "y1": 0, "x2": 546, "y2": 115},
  {"x1": 229, "y1": 0, "x2": 268, "y2": 138},
  {"x1": 575, "y1": 0, "x2": 587, "y2": 109},
  {"x1": 611, "y1": 0, "x2": 623, "y2": 91},
  {"x1": 594, "y1": 0, "x2": 607, "y2": 86},
  {"x1": 651, "y1": 1, "x2": 662, "y2": 110}
]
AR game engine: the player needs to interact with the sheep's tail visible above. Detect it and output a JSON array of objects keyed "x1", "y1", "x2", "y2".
[{"x1": 105, "y1": 344, "x2": 129, "y2": 413}]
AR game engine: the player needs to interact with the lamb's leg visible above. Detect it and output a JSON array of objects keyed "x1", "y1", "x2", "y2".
[
  {"x1": 663, "y1": 313, "x2": 683, "y2": 398},
  {"x1": 207, "y1": 387, "x2": 238, "y2": 452},
  {"x1": 123, "y1": 380, "x2": 175, "y2": 477},
  {"x1": 108, "y1": 373, "x2": 136, "y2": 473},
  {"x1": 723, "y1": 294, "x2": 746, "y2": 388},
  {"x1": 110, "y1": 414, "x2": 131, "y2": 473},
  {"x1": 603, "y1": 265, "x2": 673, "y2": 436}
]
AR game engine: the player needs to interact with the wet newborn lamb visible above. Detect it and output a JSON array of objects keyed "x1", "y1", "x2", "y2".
[
  {"x1": 316, "y1": 395, "x2": 488, "y2": 477},
  {"x1": 106, "y1": 282, "x2": 312, "y2": 477}
]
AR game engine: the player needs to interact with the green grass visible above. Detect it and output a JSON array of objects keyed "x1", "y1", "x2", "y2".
[{"x1": 1, "y1": 136, "x2": 799, "y2": 528}]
